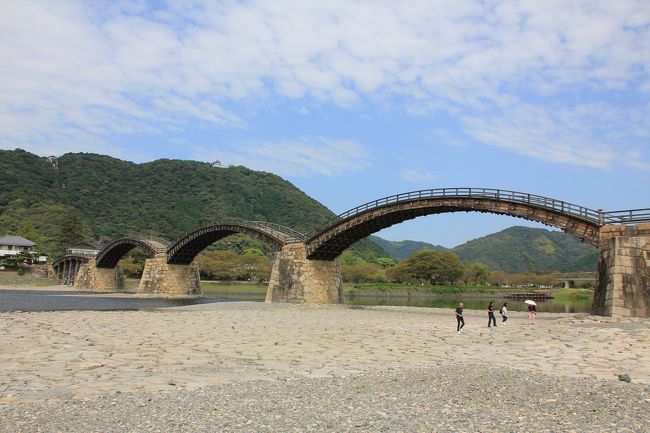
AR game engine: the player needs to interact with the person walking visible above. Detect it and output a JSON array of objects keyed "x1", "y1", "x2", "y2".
[
  {"x1": 500, "y1": 302, "x2": 509, "y2": 325},
  {"x1": 527, "y1": 303, "x2": 536, "y2": 325},
  {"x1": 487, "y1": 301, "x2": 497, "y2": 328},
  {"x1": 455, "y1": 302, "x2": 465, "y2": 333}
]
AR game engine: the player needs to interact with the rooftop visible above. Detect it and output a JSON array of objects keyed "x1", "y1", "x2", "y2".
[{"x1": 0, "y1": 236, "x2": 36, "y2": 247}]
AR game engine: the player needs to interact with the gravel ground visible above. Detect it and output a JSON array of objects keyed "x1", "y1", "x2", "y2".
[{"x1": 2, "y1": 364, "x2": 648, "y2": 433}]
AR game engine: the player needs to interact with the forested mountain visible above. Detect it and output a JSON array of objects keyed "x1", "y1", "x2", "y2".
[
  {"x1": 0, "y1": 149, "x2": 384, "y2": 258},
  {"x1": 370, "y1": 236, "x2": 447, "y2": 260},
  {"x1": 0, "y1": 149, "x2": 599, "y2": 273},
  {"x1": 375, "y1": 226, "x2": 598, "y2": 273},
  {"x1": 451, "y1": 226, "x2": 598, "y2": 273}
]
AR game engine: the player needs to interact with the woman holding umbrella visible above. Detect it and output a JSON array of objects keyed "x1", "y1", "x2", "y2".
[{"x1": 525, "y1": 300, "x2": 537, "y2": 325}]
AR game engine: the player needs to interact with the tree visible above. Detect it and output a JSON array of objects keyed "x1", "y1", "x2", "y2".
[
  {"x1": 196, "y1": 250, "x2": 239, "y2": 280},
  {"x1": 340, "y1": 251, "x2": 364, "y2": 266},
  {"x1": 463, "y1": 262, "x2": 490, "y2": 285},
  {"x1": 236, "y1": 249, "x2": 272, "y2": 282},
  {"x1": 387, "y1": 249, "x2": 464, "y2": 285},
  {"x1": 341, "y1": 262, "x2": 384, "y2": 283},
  {"x1": 386, "y1": 261, "x2": 415, "y2": 283},
  {"x1": 56, "y1": 208, "x2": 93, "y2": 254},
  {"x1": 375, "y1": 257, "x2": 396, "y2": 269},
  {"x1": 0, "y1": 251, "x2": 38, "y2": 274}
]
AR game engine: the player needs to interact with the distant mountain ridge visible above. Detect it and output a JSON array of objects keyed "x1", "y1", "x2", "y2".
[
  {"x1": 370, "y1": 236, "x2": 448, "y2": 260},
  {"x1": 1, "y1": 149, "x2": 598, "y2": 273},
  {"x1": 375, "y1": 226, "x2": 598, "y2": 273},
  {"x1": 0, "y1": 149, "x2": 385, "y2": 259}
]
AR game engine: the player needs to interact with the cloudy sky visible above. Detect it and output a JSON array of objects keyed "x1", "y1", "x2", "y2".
[{"x1": 1, "y1": 0, "x2": 649, "y2": 247}]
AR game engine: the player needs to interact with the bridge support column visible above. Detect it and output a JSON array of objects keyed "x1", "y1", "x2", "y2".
[
  {"x1": 138, "y1": 253, "x2": 202, "y2": 296},
  {"x1": 74, "y1": 259, "x2": 124, "y2": 292},
  {"x1": 593, "y1": 224, "x2": 650, "y2": 317},
  {"x1": 266, "y1": 243, "x2": 343, "y2": 304}
]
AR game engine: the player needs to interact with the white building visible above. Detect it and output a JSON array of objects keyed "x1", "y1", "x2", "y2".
[
  {"x1": 0, "y1": 235, "x2": 36, "y2": 257},
  {"x1": 0, "y1": 235, "x2": 47, "y2": 263},
  {"x1": 65, "y1": 242, "x2": 106, "y2": 257}
]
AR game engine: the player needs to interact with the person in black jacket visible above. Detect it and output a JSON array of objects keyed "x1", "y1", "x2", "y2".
[
  {"x1": 488, "y1": 301, "x2": 497, "y2": 328},
  {"x1": 455, "y1": 302, "x2": 465, "y2": 333}
]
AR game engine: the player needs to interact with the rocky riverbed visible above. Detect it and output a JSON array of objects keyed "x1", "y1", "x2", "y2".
[{"x1": 1, "y1": 289, "x2": 649, "y2": 432}]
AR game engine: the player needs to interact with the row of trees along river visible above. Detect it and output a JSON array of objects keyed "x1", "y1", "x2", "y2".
[{"x1": 118, "y1": 248, "x2": 594, "y2": 314}]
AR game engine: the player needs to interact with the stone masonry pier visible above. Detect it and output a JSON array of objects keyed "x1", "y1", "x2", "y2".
[
  {"x1": 593, "y1": 223, "x2": 650, "y2": 317},
  {"x1": 138, "y1": 253, "x2": 202, "y2": 296},
  {"x1": 74, "y1": 259, "x2": 124, "y2": 292},
  {"x1": 266, "y1": 243, "x2": 343, "y2": 304}
]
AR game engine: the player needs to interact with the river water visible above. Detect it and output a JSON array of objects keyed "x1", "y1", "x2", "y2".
[
  {"x1": 0, "y1": 290, "x2": 592, "y2": 313},
  {"x1": 0, "y1": 290, "x2": 217, "y2": 312},
  {"x1": 344, "y1": 295, "x2": 592, "y2": 313}
]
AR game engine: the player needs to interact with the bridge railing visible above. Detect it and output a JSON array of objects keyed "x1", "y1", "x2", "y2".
[
  {"x1": 306, "y1": 187, "x2": 605, "y2": 240},
  {"x1": 601, "y1": 208, "x2": 650, "y2": 225},
  {"x1": 121, "y1": 235, "x2": 171, "y2": 253},
  {"x1": 179, "y1": 218, "x2": 306, "y2": 244}
]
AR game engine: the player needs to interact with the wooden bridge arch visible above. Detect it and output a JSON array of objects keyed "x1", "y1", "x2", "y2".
[
  {"x1": 51, "y1": 255, "x2": 89, "y2": 285},
  {"x1": 305, "y1": 188, "x2": 605, "y2": 260},
  {"x1": 95, "y1": 237, "x2": 169, "y2": 268},
  {"x1": 166, "y1": 219, "x2": 305, "y2": 265}
]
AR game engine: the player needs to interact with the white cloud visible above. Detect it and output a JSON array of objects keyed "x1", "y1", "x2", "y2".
[
  {"x1": 402, "y1": 170, "x2": 438, "y2": 183},
  {"x1": 0, "y1": 0, "x2": 648, "y2": 168},
  {"x1": 463, "y1": 102, "x2": 649, "y2": 169},
  {"x1": 196, "y1": 137, "x2": 371, "y2": 177}
]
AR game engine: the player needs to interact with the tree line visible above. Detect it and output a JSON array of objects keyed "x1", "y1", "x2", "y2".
[{"x1": 115, "y1": 246, "x2": 573, "y2": 288}]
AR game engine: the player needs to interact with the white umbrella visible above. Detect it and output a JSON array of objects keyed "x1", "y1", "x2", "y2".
[{"x1": 524, "y1": 299, "x2": 537, "y2": 306}]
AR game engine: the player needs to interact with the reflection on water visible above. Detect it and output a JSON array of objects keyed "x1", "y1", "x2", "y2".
[
  {"x1": 0, "y1": 289, "x2": 591, "y2": 313},
  {"x1": 344, "y1": 295, "x2": 592, "y2": 313},
  {"x1": 203, "y1": 292, "x2": 593, "y2": 314},
  {"x1": 0, "y1": 290, "x2": 218, "y2": 312}
]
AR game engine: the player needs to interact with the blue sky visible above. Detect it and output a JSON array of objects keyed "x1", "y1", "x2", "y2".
[{"x1": 1, "y1": 1, "x2": 649, "y2": 247}]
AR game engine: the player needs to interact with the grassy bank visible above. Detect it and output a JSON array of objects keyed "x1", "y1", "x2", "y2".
[
  {"x1": 0, "y1": 270, "x2": 57, "y2": 287},
  {"x1": 551, "y1": 288, "x2": 593, "y2": 303},
  {"x1": 114, "y1": 279, "x2": 595, "y2": 304},
  {"x1": 343, "y1": 283, "x2": 554, "y2": 297}
]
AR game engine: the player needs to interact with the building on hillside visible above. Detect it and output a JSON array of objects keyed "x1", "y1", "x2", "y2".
[
  {"x1": 0, "y1": 235, "x2": 47, "y2": 264},
  {"x1": 212, "y1": 160, "x2": 223, "y2": 168},
  {"x1": 0, "y1": 235, "x2": 36, "y2": 257},
  {"x1": 65, "y1": 242, "x2": 106, "y2": 258},
  {"x1": 47, "y1": 156, "x2": 59, "y2": 168}
]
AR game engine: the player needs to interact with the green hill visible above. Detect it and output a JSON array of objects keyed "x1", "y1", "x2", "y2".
[
  {"x1": 0, "y1": 149, "x2": 385, "y2": 258},
  {"x1": 451, "y1": 226, "x2": 598, "y2": 273},
  {"x1": 374, "y1": 226, "x2": 598, "y2": 273},
  {"x1": 0, "y1": 149, "x2": 599, "y2": 272},
  {"x1": 370, "y1": 236, "x2": 448, "y2": 261}
]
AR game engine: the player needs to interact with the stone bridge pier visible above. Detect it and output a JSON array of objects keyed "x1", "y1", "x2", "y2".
[
  {"x1": 594, "y1": 223, "x2": 650, "y2": 317},
  {"x1": 266, "y1": 243, "x2": 343, "y2": 304},
  {"x1": 138, "y1": 253, "x2": 202, "y2": 296},
  {"x1": 74, "y1": 259, "x2": 125, "y2": 292}
]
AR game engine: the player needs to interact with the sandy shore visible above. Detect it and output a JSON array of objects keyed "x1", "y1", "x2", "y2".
[
  {"x1": 1, "y1": 290, "x2": 649, "y2": 404},
  {"x1": 1, "y1": 287, "x2": 649, "y2": 432}
]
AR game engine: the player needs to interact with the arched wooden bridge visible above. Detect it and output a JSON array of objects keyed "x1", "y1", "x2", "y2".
[
  {"x1": 51, "y1": 255, "x2": 90, "y2": 285},
  {"x1": 50, "y1": 187, "x2": 649, "y2": 317},
  {"x1": 304, "y1": 187, "x2": 644, "y2": 260},
  {"x1": 52, "y1": 188, "x2": 650, "y2": 273}
]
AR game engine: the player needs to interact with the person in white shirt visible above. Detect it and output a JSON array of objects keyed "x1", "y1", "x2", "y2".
[{"x1": 500, "y1": 302, "x2": 509, "y2": 324}]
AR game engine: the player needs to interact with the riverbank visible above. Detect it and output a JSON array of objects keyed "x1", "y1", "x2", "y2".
[{"x1": 1, "y1": 288, "x2": 649, "y2": 431}]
